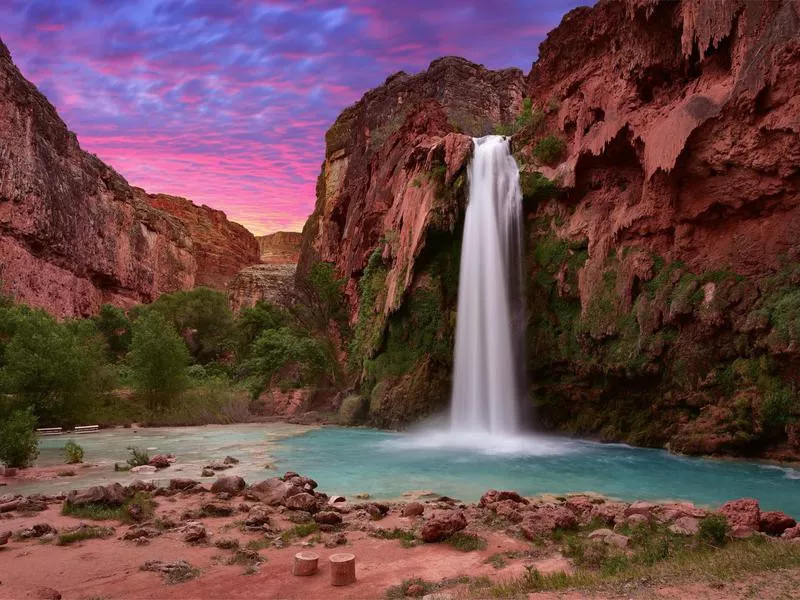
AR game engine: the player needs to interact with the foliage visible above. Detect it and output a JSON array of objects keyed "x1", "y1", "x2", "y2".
[
  {"x1": 0, "y1": 305, "x2": 112, "y2": 426},
  {"x1": 280, "y1": 522, "x2": 319, "y2": 542},
  {"x1": 138, "y1": 287, "x2": 235, "y2": 363},
  {"x1": 371, "y1": 528, "x2": 419, "y2": 548},
  {"x1": 0, "y1": 409, "x2": 39, "y2": 467},
  {"x1": 533, "y1": 135, "x2": 566, "y2": 165},
  {"x1": 127, "y1": 446, "x2": 150, "y2": 467},
  {"x1": 338, "y1": 394, "x2": 368, "y2": 424},
  {"x1": 63, "y1": 440, "x2": 84, "y2": 464},
  {"x1": 494, "y1": 98, "x2": 545, "y2": 136},
  {"x1": 350, "y1": 245, "x2": 389, "y2": 366},
  {"x1": 235, "y1": 301, "x2": 289, "y2": 358},
  {"x1": 128, "y1": 311, "x2": 190, "y2": 408},
  {"x1": 444, "y1": 532, "x2": 487, "y2": 552},
  {"x1": 62, "y1": 491, "x2": 155, "y2": 524},
  {"x1": 519, "y1": 172, "x2": 560, "y2": 204},
  {"x1": 290, "y1": 262, "x2": 348, "y2": 334},
  {"x1": 56, "y1": 525, "x2": 113, "y2": 545},
  {"x1": 93, "y1": 304, "x2": 132, "y2": 358},
  {"x1": 698, "y1": 514, "x2": 729, "y2": 547},
  {"x1": 243, "y1": 328, "x2": 329, "y2": 396}
]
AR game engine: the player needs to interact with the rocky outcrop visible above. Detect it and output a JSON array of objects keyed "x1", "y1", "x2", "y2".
[
  {"x1": 227, "y1": 263, "x2": 296, "y2": 312},
  {"x1": 0, "y1": 39, "x2": 196, "y2": 317},
  {"x1": 138, "y1": 189, "x2": 259, "y2": 290},
  {"x1": 257, "y1": 231, "x2": 302, "y2": 264}
]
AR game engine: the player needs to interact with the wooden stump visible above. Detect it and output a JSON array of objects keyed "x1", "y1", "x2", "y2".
[
  {"x1": 292, "y1": 551, "x2": 319, "y2": 576},
  {"x1": 329, "y1": 553, "x2": 356, "y2": 586}
]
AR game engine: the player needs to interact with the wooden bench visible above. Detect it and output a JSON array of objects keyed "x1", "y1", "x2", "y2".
[
  {"x1": 35, "y1": 427, "x2": 63, "y2": 436},
  {"x1": 73, "y1": 425, "x2": 100, "y2": 433}
]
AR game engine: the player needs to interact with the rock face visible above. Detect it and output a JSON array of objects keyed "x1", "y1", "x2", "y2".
[
  {"x1": 257, "y1": 231, "x2": 302, "y2": 264},
  {"x1": 0, "y1": 39, "x2": 196, "y2": 317},
  {"x1": 139, "y1": 189, "x2": 259, "y2": 290},
  {"x1": 227, "y1": 263, "x2": 296, "y2": 312},
  {"x1": 298, "y1": 0, "x2": 800, "y2": 458}
]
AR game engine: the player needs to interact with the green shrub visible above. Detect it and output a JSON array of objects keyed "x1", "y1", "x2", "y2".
[
  {"x1": 534, "y1": 135, "x2": 566, "y2": 165},
  {"x1": 93, "y1": 304, "x2": 132, "y2": 358},
  {"x1": 127, "y1": 446, "x2": 150, "y2": 467},
  {"x1": 63, "y1": 440, "x2": 84, "y2": 464},
  {"x1": 338, "y1": 395, "x2": 368, "y2": 425},
  {"x1": 372, "y1": 528, "x2": 418, "y2": 548},
  {"x1": 0, "y1": 409, "x2": 39, "y2": 468},
  {"x1": 56, "y1": 525, "x2": 113, "y2": 545},
  {"x1": 699, "y1": 514, "x2": 729, "y2": 547},
  {"x1": 444, "y1": 532, "x2": 487, "y2": 552}
]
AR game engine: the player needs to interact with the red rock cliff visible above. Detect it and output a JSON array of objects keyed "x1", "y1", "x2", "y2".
[
  {"x1": 137, "y1": 189, "x2": 260, "y2": 290},
  {"x1": 0, "y1": 39, "x2": 196, "y2": 317},
  {"x1": 257, "y1": 231, "x2": 302, "y2": 264}
]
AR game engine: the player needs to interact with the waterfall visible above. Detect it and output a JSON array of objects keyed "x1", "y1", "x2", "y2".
[{"x1": 450, "y1": 135, "x2": 525, "y2": 435}]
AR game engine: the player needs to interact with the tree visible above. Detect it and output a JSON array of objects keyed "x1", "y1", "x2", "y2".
[
  {"x1": 128, "y1": 311, "x2": 190, "y2": 409},
  {"x1": 0, "y1": 306, "x2": 111, "y2": 426},
  {"x1": 235, "y1": 300, "x2": 289, "y2": 358},
  {"x1": 141, "y1": 288, "x2": 236, "y2": 363},
  {"x1": 94, "y1": 304, "x2": 132, "y2": 358},
  {"x1": 0, "y1": 409, "x2": 39, "y2": 468}
]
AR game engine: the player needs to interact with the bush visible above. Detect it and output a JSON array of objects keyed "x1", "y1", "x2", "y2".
[
  {"x1": 93, "y1": 304, "x2": 132, "y2": 358},
  {"x1": 699, "y1": 514, "x2": 729, "y2": 547},
  {"x1": 0, "y1": 409, "x2": 39, "y2": 468},
  {"x1": 63, "y1": 440, "x2": 84, "y2": 464},
  {"x1": 534, "y1": 135, "x2": 566, "y2": 165},
  {"x1": 128, "y1": 311, "x2": 190, "y2": 408},
  {"x1": 338, "y1": 395, "x2": 368, "y2": 425},
  {"x1": 127, "y1": 446, "x2": 150, "y2": 467}
]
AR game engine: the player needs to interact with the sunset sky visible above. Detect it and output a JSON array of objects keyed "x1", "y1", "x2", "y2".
[{"x1": 0, "y1": 0, "x2": 584, "y2": 235}]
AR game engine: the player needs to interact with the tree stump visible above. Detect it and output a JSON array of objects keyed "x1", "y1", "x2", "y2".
[
  {"x1": 292, "y1": 551, "x2": 319, "y2": 576},
  {"x1": 329, "y1": 552, "x2": 356, "y2": 586}
]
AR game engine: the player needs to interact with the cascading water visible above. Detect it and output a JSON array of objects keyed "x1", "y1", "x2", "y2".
[{"x1": 450, "y1": 135, "x2": 525, "y2": 435}]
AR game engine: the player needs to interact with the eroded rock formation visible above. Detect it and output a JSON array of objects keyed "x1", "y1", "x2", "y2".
[
  {"x1": 227, "y1": 264, "x2": 296, "y2": 313},
  {"x1": 299, "y1": 0, "x2": 800, "y2": 456},
  {"x1": 138, "y1": 189, "x2": 259, "y2": 290},
  {"x1": 0, "y1": 40, "x2": 196, "y2": 317},
  {"x1": 257, "y1": 231, "x2": 302, "y2": 264}
]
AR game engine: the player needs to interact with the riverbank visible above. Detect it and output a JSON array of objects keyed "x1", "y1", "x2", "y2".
[{"x1": 1, "y1": 473, "x2": 799, "y2": 600}]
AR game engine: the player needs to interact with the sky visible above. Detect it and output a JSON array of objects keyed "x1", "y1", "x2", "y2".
[{"x1": 0, "y1": 0, "x2": 585, "y2": 235}]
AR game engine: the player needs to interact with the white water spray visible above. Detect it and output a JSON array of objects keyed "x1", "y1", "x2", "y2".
[{"x1": 450, "y1": 135, "x2": 525, "y2": 435}]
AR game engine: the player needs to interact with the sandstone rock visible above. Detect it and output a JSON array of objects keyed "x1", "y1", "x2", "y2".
[
  {"x1": 223, "y1": 456, "x2": 240, "y2": 465},
  {"x1": 760, "y1": 511, "x2": 796, "y2": 536},
  {"x1": 479, "y1": 489, "x2": 528, "y2": 507},
  {"x1": 590, "y1": 502, "x2": 628, "y2": 525},
  {"x1": 669, "y1": 517, "x2": 701, "y2": 536},
  {"x1": 67, "y1": 483, "x2": 128, "y2": 507},
  {"x1": 324, "y1": 532, "x2": 348, "y2": 548},
  {"x1": 565, "y1": 495, "x2": 597, "y2": 520},
  {"x1": 624, "y1": 501, "x2": 657, "y2": 518},
  {"x1": 229, "y1": 264, "x2": 297, "y2": 313},
  {"x1": 519, "y1": 506, "x2": 577, "y2": 539},
  {"x1": 420, "y1": 511, "x2": 467, "y2": 543},
  {"x1": 406, "y1": 583, "x2": 426, "y2": 597},
  {"x1": 618, "y1": 513, "x2": 649, "y2": 528},
  {"x1": 17, "y1": 523, "x2": 57, "y2": 539},
  {"x1": 31, "y1": 587, "x2": 61, "y2": 600},
  {"x1": 314, "y1": 511, "x2": 343, "y2": 526},
  {"x1": 656, "y1": 502, "x2": 708, "y2": 523},
  {"x1": 201, "y1": 469, "x2": 214, "y2": 477},
  {"x1": 201, "y1": 502, "x2": 233, "y2": 517},
  {"x1": 211, "y1": 476, "x2": 245, "y2": 495},
  {"x1": 131, "y1": 465, "x2": 157, "y2": 474},
  {"x1": 494, "y1": 501, "x2": 524, "y2": 524},
  {"x1": 0, "y1": 530, "x2": 11, "y2": 545},
  {"x1": 719, "y1": 499, "x2": 761, "y2": 532},
  {"x1": 284, "y1": 493, "x2": 319, "y2": 513},
  {"x1": 205, "y1": 461, "x2": 233, "y2": 471},
  {"x1": 148, "y1": 455, "x2": 171, "y2": 469},
  {"x1": 123, "y1": 526, "x2": 161, "y2": 541},
  {"x1": 403, "y1": 502, "x2": 425, "y2": 517},
  {"x1": 257, "y1": 232, "x2": 302, "y2": 264},
  {"x1": 168, "y1": 479, "x2": 197, "y2": 492},
  {"x1": 588, "y1": 528, "x2": 629, "y2": 548},
  {"x1": 246, "y1": 477, "x2": 304, "y2": 505},
  {"x1": 182, "y1": 522, "x2": 207, "y2": 544},
  {"x1": 781, "y1": 524, "x2": 800, "y2": 540},
  {"x1": 244, "y1": 506, "x2": 271, "y2": 528}
]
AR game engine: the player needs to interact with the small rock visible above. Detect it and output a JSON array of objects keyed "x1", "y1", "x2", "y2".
[
  {"x1": 618, "y1": 513, "x2": 649, "y2": 528},
  {"x1": 201, "y1": 502, "x2": 233, "y2": 517},
  {"x1": 169, "y1": 479, "x2": 197, "y2": 491},
  {"x1": 719, "y1": 498, "x2": 760, "y2": 531},
  {"x1": 403, "y1": 502, "x2": 425, "y2": 517},
  {"x1": 245, "y1": 506, "x2": 271, "y2": 528},
  {"x1": 590, "y1": 502, "x2": 628, "y2": 525},
  {"x1": 406, "y1": 583, "x2": 426, "y2": 597},
  {"x1": 201, "y1": 469, "x2": 215, "y2": 477},
  {"x1": 205, "y1": 461, "x2": 233, "y2": 471},
  {"x1": 760, "y1": 511, "x2": 796, "y2": 536},
  {"x1": 519, "y1": 506, "x2": 577, "y2": 539},
  {"x1": 420, "y1": 511, "x2": 467, "y2": 543},
  {"x1": 31, "y1": 586, "x2": 61, "y2": 600},
  {"x1": 314, "y1": 511, "x2": 343, "y2": 525},
  {"x1": 285, "y1": 493, "x2": 319, "y2": 513},
  {"x1": 0, "y1": 530, "x2": 11, "y2": 545},
  {"x1": 17, "y1": 523, "x2": 57, "y2": 539},
  {"x1": 131, "y1": 465, "x2": 157, "y2": 474},
  {"x1": 624, "y1": 501, "x2": 657, "y2": 518},
  {"x1": 223, "y1": 456, "x2": 240, "y2": 465},
  {"x1": 211, "y1": 476, "x2": 245, "y2": 495},
  {"x1": 123, "y1": 526, "x2": 161, "y2": 541},
  {"x1": 67, "y1": 483, "x2": 129, "y2": 507},
  {"x1": 182, "y1": 522, "x2": 208, "y2": 544},
  {"x1": 781, "y1": 524, "x2": 800, "y2": 540},
  {"x1": 148, "y1": 455, "x2": 171, "y2": 469},
  {"x1": 669, "y1": 517, "x2": 700, "y2": 536},
  {"x1": 588, "y1": 528, "x2": 629, "y2": 548},
  {"x1": 355, "y1": 493, "x2": 370, "y2": 500},
  {"x1": 479, "y1": 489, "x2": 528, "y2": 507},
  {"x1": 324, "y1": 532, "x2": 347, "y2": 548}
]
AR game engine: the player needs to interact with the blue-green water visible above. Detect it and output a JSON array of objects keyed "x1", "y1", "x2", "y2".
[
  {"x1": 272, "y1": 427, "x2": 800, "y2": 517},
  {"x1": 13, "y1": 424, "x2": 800, "y2": 518}
]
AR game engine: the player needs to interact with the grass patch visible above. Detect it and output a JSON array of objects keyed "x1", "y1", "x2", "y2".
[
  {"x1": 226, "y1": 548, "x2": 263, "y2": 568},
  {"x1": 214, "y1": 538, "x2": 240, "y2": 550},
  {"x1": 62, "y1": 491, "x2": 155, "y2": 524},
  {"x1": 164, "y1": 564, "x2": 201, "y2": 585},
  {"x1": 280, "y1": 522, "x2": 319, "y2": 542},
  {"x1": 487, "y1": 553, "x2": 507, "y2": 569},
  {"x1": 444, "y1": 532, "x2": 487, "y2": 552},
  {"x1": 486, "y1": 537, "x2": 800, "y2": 597},
  {"x1": 245, "y1": 538, "x2": 272, "y2": 552},
  {"x1": 56, "y1": 526, "x2": 113, "y2": 546},
  {"x1": 372, "y1": 528, "x2": 419, "y2": 548}
]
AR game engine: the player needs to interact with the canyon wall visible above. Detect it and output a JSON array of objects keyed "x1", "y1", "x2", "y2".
[
  {"x1": 0, "y1": 39, "x2": 196, "y2": 318},
  {"x1": 299, "y1": 0, "x2": 800, "y2": 457},
  {"x1": 257, "y1": 231, "x2": 302, "y2": 264},
  {"x1": 139, "y1": 189, "x2": 259, "y2": 290}
]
